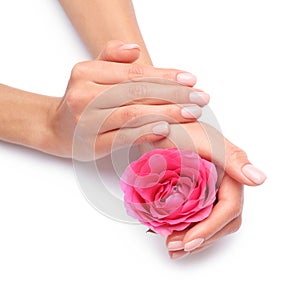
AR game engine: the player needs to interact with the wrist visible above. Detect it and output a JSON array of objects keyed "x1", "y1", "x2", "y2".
[
  {"x1": 0, "y1": 84, "x2": 64, "y2": 156},
  {"x1": 37, "y1": 96, "x2": 65, "y2": 157}
]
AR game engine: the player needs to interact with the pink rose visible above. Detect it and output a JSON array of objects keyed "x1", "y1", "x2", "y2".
[{"x1": 120, "y1": 148, "x2": 218, "y2": 236}]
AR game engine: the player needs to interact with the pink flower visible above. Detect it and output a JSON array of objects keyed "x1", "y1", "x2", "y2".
[{"x1": 120, "y1": 148, "x2": 218, "y2": 236}]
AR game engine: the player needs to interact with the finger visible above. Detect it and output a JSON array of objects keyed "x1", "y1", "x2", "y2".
[
  {"x1": 168, "y1": 207, "x2": 242, "y2": 258},
  {"x1": 97, "y1": 40, "x2": 141, "y2": 63},
  {"x1": 166, "y1": 230, "x2": 186, "y2": 252},
  {"x1": 152, "y1": 122, "x2": 266, "y2": 186},
  {"x1": 181, "y1": 175, "x2": 243, "y2": 252},
  {"x1": 71, "y1": 60, "x2": 198, "y2": 86},
  {"x1": 67, "y1": 80, "x2": 208, "y2": 112},
  {"x1": 202, "y1": 123, "x2": 267, "y2": 186},
  {"x1": 94, "y1": 121, "x2": 170, "y2": 159},
  {"x1": 225, "y1": 140, "x2": 267, "y2": 186},
  {"x1": 189, "y1": 216, "x2": 242, "y2": 255},
  {"x1": 97, "y1": 104, "x2": 202, "y2": 133},
  {"x1": 188, "y1": 243, "x2": 213, "y2": 255},
  {"x1": 169, "y1": 250, "x2": 190, "y2": 260},
  {"x1": 91, "y1": 81, "x2": 209, "y2": 109},
  {"x1": 168, "y1": 215, "x2": 241, "y2": 258}
]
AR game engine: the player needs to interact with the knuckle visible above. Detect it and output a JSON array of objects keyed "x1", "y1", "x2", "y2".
[
  {"x1": 65, "y1": 87, "x2": 86, "y2": 115},
  {"x1": 229, "y1": 146, "x2": 248, "y2": 163},
  {"x1": 231, "y1": 200, "x2": 243, "y2": 218},
  {"x1": 165, "y1": 104, "x2": 180, "y2": 121},
  {"x1": 114, "y1": 131, "x2": 129, "y2": 147},
  {"x1": 161, "y1": 69, "x2": 177, "y2": 80},
  {"x1": 127, "y1": 63, "x2": 145, "y2": 79},
  {"x1": 230, "y1": 216, "x2": 242, "y2": 234},
  {"x1": 65, "y1": 88, "x2": 79, "y2": 107},
  {"x1": 106, "y1": 40, "x2": 117, "y2": 49},
  {"x1": 100, "y1": 41, "x2": 117, "y2": 60},
  {"x1": 136, "y1": 133, "x2": 152, "y2": 144},
  {"x1": 71, "y1": 62, "x2": 88, "y2": 79},
  {"x1": 122, "y1": 106, "x2": 140, "y2": 124},
  {"x1": 128, "y1": 83, "x2": 151, "y2": 99}
]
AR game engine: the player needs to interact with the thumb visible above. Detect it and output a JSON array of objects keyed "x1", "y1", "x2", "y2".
[
  {"x1": 97, "y1": 40, "x2": 141, "y2": 63},
  {"x1": 154, "y1": 122, "x2": 267, "y2": 187},
  {"x1": 224, "y1": 141, "x2": 267, "y2": 186},
  {"x1": 195, "y1": 123, "x2": 267, "y2": 186}
]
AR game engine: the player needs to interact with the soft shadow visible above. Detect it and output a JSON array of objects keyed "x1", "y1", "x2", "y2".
[
  {"x1": 174, "y1": 236, "x2": 240, "y2": 267},
  {"x1": 0, "y1": 141, "x2": 72, "y2": 168},
  {"x1": 128, "y1": 225, "x2": 242, "y2": 266}
]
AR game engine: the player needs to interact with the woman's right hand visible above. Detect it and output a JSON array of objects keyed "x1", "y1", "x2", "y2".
[
  {"x1": 47, "y1": 41, "x2": 210, "y2": 160},
  {"x1": 141, "y1": 121, "x2": 266, "y2": 259}
]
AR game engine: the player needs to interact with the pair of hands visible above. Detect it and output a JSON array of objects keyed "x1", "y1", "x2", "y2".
[{"x1": 49, "y1": 40, "x2": 266, "y2": 259}]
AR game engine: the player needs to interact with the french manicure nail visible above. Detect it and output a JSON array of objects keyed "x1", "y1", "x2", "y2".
[
  {"x1": 181, "y1": 105, "x2": 202, "y2": 119},
  {"x1": 152, "y1": 122, "x2": 169, "y2": 135},
  {"x1": 189, "y1": 92, "x2": 210, "y2": 106},
  {"x1": 171, "y1": 251, "x2": 190, "y2": 260},
  {"x1": 167, "y1": 241, "x2": 184, "y2": 251},
  {"x1": 120, "y1": 43, "x2": 140, "y2": 50},
  {"x1": 184, "y1": 238, "x2": 204, "y2": 252},
  {"x1": 242, "y1": 164, "x2": 267, "y2": 185},
  {"x1": 176, "y1": 72, "x2": 197, "y2": 86}
]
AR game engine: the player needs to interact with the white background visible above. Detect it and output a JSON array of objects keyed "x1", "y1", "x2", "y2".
[{"x1": 0, "y1": 0, "x2": 299, "y2": 298}]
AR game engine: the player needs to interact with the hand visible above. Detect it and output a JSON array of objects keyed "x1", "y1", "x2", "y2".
[
  {"x1": 143, "y1": 122, "x2": 266, "y2": 259},
  {"x1": 167, "y1": 174, "x2": 243, "y2": 259},
  {"x1": 48, "y1": 41, "x2": 210, "y2": 160}
]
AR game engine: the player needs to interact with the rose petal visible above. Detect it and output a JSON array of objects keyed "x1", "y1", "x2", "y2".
[
  {"x1": 185, "y1": 204, "x2": 214, "y2": 222},
  {"x1": 120, "y1": 148, "x2": 218, "y2": 236}
]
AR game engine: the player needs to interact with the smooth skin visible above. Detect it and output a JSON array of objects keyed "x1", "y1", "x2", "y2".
[
  {"x1": 0, "y1": 0, "x2": 266, "y2": 259},
  {"x1": 52, "y1": 41, "x2": 208, "y2": 160},
  {"x1": 0, "y1": 45, "x2": 206, "y2": 156},
  {"x1": 92, "y1": 43, "x2": 267, "y2": 259},
  {"x1": 149, "y1": 122, "x2": 252, "y2": 259},
  {"x1": 59, "y1": 0, "x2": 266, "y2": 259}
]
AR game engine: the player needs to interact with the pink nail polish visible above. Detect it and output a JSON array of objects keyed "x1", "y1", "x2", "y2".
[
  {"x1": 176, "y1": 72, "x2": 197, "y2": 86},
  {"x1": 152, "y1": 122, "x2": 169, "y2": 135},
  {"x1": 171, "y1": 251, "x2": 189, "y2": 260},
  {"x1": 181, "y1": 105, "x2": 202, "y2": 119},
  {"x1": 120, "y1": 43, "x2": 140, "y2": 50},
  {"x1": 242, "y1": 164, "x2": 267, "y2": 185},
  {"x1": 184, "y1": 238, "x2": 204, "y2": 252},
  {"x1": 168, "y1": 241, "x2": 184, "y2": 251},
  {"x1": 189, "y1": 92, "x2": 210, "y2": 106}
]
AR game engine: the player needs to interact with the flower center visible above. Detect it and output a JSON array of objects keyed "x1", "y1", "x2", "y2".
[{"x1": 160, "y1": 184, "x2": 182, "y2": 203}]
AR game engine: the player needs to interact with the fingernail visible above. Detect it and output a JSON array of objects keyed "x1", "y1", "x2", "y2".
[
  {"x1": 181, "y1": 105, "x2": 202, "y2": 119},
  {"x1": 176, "y1": 72, "x2": 197, "y2": 86},
  {"x1": 189, "y1": 92, "x2": 210, "y2": 106},
  {"x1": 152, "y1": 122, "x2": 169, "y2": 135},
  {"x1": 242, "y1": 164, "x2": 267, "y2": 185},
  {"x1": 167, "y1": 241, "x2": 184, "y2": 251},
  {"x1": 171, "y1": 251, "x2": 190, "y2": 260},
  {"x1": 184, "y1": 238, "x2": 204, "y2": 252},
  {"x1": 120, "y1": 43, "x2": 140, "y2": 50}
]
